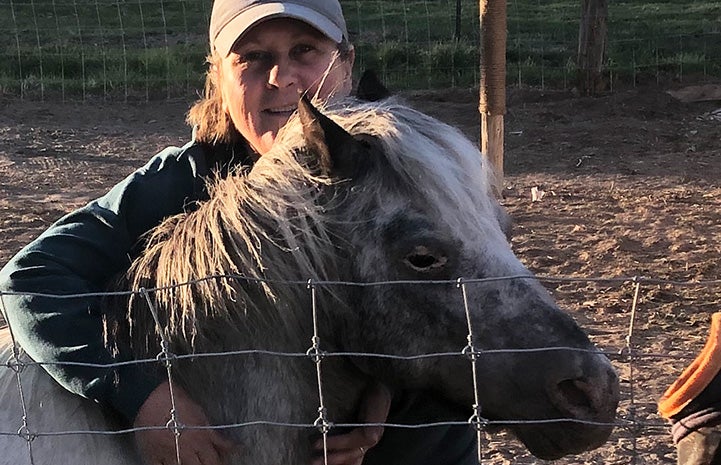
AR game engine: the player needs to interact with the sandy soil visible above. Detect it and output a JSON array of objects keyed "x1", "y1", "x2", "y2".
[{"x1": 1, "y1": 80, "x2": 720, "y2": 464}]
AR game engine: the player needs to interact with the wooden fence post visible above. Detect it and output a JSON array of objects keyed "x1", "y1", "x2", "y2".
[{"x1": 479, "y1": 0, "x2": 507, "y2": 197}]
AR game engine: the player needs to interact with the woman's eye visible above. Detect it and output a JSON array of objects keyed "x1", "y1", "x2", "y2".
[
  {"x1": 291, "y1": 44, "x2": 315, "y2": 58},
  {"x1": 239, "y1": 51, "x2": 271, "y2": 65}
]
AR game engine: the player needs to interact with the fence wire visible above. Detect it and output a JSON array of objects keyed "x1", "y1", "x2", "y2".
[
  {"x1": 0, "y1": 0, "x2": 719, "y2": 101},
  {"x1": 1, "y1": 273, "x2": 719, "y2": 464}
]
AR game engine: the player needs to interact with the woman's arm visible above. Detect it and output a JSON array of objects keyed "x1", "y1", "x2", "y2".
[{"x1": 0, "y1": 142, "x2": 207, "y2": 422}]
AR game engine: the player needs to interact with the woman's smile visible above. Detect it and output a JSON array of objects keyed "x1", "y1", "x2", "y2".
[{"x1": 263, "y1": 104, "x2": 298, "y2": 119}]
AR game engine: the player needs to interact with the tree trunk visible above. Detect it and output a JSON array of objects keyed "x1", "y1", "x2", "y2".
[
  {"x1": 577, "y1": 0, "x2": 608, "y2": 95},
  {"x1": 454, "y1": 0, "x2": 462, "y2": 41}
]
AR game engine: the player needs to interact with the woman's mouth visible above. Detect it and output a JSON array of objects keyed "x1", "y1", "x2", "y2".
[{"x1": 264, "y1": 105, "x2": 297, "y2": 118}]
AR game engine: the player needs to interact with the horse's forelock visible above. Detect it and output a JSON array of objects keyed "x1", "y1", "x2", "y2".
[
  {"x1": 307, "y1": 99, "x2": 500, "y2": 235},
  {"x1": 266, "y1": 97, "x2": 504, "y2": 253}
]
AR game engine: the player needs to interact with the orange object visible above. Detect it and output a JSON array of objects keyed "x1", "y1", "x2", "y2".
[{"x1": 659, "y1": 313, "x2": 721, "y2": 419}]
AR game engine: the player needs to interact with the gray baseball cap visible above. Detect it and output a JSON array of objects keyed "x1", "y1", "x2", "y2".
[{"x1": 210, "y1": 0, "x2": 349, "y2": 57}]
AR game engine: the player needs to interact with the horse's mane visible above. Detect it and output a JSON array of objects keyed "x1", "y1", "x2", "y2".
[{"x1": 120, "y1": 97, "x2": 498, "y2": 352}]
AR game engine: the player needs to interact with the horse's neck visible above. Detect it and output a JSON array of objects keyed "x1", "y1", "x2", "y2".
[
  {"x1": 168, "y1": 294, "x2": 368, "y2": 465},
  {"x1": 178, "y1": 347, "x2": 367, "y2": 465}
]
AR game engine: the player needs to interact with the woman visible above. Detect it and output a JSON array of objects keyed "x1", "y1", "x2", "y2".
[{"x1": 0, "y1": 1, "x2": 475, "y2": 464}]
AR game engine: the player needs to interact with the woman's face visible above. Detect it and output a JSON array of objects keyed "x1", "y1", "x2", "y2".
[{"x1": 217, "y1": 18, "x2": 354, "y2": 155}]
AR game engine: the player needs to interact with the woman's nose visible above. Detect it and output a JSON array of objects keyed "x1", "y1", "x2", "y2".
[{"x1": 267, "y1": 60, "x2": 296, "y2": 89}]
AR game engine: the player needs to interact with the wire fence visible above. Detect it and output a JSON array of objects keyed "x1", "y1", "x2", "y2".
[
  {"x1": 2, "y1": 273, "x2": 720, "y2": 464},
  {"x1": 0, "y1": 0, "x2": 719, "y2": 101}
]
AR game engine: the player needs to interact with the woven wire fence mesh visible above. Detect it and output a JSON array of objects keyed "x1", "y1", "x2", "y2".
[
  {"x1": 0, "y1": 0, "x2": 719, "y2": 101},
  {"x1": 1, "y1": 274, "x2": 719, "y2": 464}
]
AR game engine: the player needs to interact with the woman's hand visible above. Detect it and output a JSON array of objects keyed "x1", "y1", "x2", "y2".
[
  {"x1": 133, "y1": 381, "x2": 234, "y2": 465},
  {"x1": 311, "y1": 382, "x2": 392, "y2": 465}
]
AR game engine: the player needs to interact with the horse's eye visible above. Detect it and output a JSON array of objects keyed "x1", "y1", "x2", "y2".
[{"x1": 404, "y1": 245, "x2": 448, "y2": 272}]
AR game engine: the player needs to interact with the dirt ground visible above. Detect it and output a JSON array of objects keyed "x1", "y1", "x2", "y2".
[{"x1": 1, "y1": 79, "x2": 720, "y2": 464}]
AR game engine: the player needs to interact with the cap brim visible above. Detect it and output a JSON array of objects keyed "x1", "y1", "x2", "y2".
[{"x1": 214, "y1": 2, "x2": 344, "y2": 57}]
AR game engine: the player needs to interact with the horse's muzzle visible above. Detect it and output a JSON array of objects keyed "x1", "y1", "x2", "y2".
[{"x1": 516, "y1": 353, "x2": 620, "y2": 459}]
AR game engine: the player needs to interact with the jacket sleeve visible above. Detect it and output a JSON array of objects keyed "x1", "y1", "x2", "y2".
[{"x1": 0, "y1": 143, "x2": 207, "y2": 423}]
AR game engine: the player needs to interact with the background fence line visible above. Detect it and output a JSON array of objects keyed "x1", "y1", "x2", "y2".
[
  {"x1": 1, "y1": 0, "x2": 719, "y2": 101},
  {"x1": 1, "y1": 273, "x2": 717, "y2": 463}
]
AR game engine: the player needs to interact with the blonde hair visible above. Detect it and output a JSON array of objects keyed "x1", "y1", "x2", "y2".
[{"x1": 186, "y1": 39, "x2": 354, "y2": 145}]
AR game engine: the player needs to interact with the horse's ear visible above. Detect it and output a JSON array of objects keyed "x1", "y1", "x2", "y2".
[
  {"x1": 356, "y1": 70, "x2": 391, "y2": 101},
  {"x1": 298, "y1": 94, "x2": 360, "y2": 179}
]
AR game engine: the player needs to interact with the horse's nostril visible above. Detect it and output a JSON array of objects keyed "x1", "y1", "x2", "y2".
[
  {"x1": 556, "y1": 379, "x2": 594, "y2": 412},
  {"x1": 549, "y1": 363, "x2": 620, "y2": 423}
]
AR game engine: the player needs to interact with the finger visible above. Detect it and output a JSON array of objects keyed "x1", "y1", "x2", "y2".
[
  {"x1": 313, "y1": 383, "x2": 392, "y2": 452},
  {"x1": 358, "y1": 382, "x2": 392, "y2": 423},
  {"x1": 151, "y1": 441, "x2": 182, "y2": 465},
  {"x1": 192, "y1": 431, "x2": 231, "y2": 465},
  {"x1": 210, "y1": 431, "x2": 235, "y2": 456},
  {"x1": 185, "y1": 455, "x2": 203, "y2": 465},
  {"x1": 175, "y1": 446, "x2": 204, "y2": 465},
  {"x1": 311, "y1": 447, "x2": 365, "y2": 465},
  {"x1": 196, "y1": 446, "x2": 221, "y2": 465},
  {"x1": 168, "y1": 430, "x2": 203, "y2": 465},
  {"x1": 356, "y1": 382, "x2": 392, "y2": 444},
  {"x1": 313, "y1": 428, "x2": 376, "y2": 452}
]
